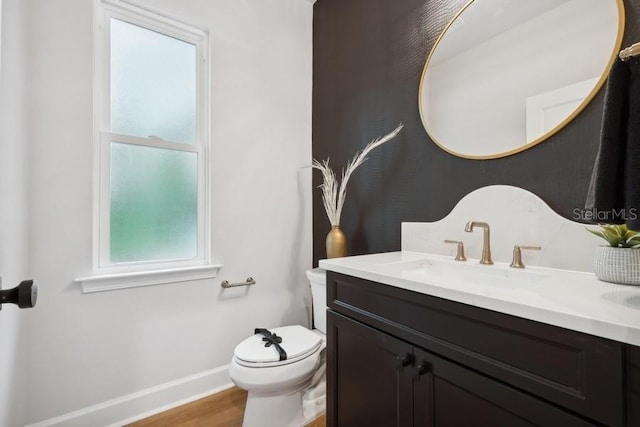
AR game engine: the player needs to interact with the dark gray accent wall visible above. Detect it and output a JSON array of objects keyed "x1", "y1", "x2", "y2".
[{"x1": 312, "y1": 0, "x2": 640, "y2": 265}]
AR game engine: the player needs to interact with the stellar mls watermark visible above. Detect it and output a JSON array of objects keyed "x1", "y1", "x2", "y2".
[{"x1": 572, "y1": 208, "x2": 638, "y2": 222}]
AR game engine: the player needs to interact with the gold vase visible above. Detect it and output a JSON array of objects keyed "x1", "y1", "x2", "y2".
[{"x1": 326, "y1": 225, "x2": 347, "y2": 258}]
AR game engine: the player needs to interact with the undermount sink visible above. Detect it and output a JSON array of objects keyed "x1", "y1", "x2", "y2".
[
  {"x1": 416, "y1": 256, "x2": 548, "y2": 285},
  {"x1": 376, "y1": 253, "x2": 550, "y2": 288}
]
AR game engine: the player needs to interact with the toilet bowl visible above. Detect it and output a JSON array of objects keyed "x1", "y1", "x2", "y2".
[{"x1": 229, "y1": 268, "x2": 327, "y2": 427}]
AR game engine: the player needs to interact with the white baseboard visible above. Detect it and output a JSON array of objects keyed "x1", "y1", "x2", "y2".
[{"x1": 26, "y1": 365, "x2": 232, "y2": 427}]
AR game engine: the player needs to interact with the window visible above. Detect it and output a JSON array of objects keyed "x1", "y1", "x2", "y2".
[{"x1": 90, "y1": 1, "x2": 214, "y2": 283}]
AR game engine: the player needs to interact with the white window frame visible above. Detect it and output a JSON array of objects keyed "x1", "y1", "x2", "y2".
[{"x1": 77, "y1": 0, "x2": 220, "y2": 292}]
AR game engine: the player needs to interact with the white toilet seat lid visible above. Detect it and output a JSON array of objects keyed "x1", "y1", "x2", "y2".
[{"x1": 234, "y1": 325, "x2": 322, "y2": 367}]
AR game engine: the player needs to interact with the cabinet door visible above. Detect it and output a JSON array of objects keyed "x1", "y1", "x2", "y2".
[
  {"x1": 328, "y1": 311, "x2": 414, "y2": 427},
  {"x1": 413, "y1": 347, "x2": 596, "y2": 427},
  {"x1": 626, "y1": 345, "x2": 640, "y2": 426}
]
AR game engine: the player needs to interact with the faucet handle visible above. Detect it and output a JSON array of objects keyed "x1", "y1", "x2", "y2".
[
  {"x1": 444, "y1": 240, "x2": 467, "y2": 261},
  {"x1": 510, "y1": 245, "x2": 541, "y2": 269}
]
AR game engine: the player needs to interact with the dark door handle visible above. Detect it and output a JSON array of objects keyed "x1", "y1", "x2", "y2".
[
  {"x1": 396, "y1": 353, "x2": 414, "y2": 370},
  {"x1": 0, "y1": 280, "x2": 37, "y2": 310}
]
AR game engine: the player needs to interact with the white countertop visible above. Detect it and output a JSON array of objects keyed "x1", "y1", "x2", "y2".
[{"x1": 319, "y1": 251, "x2": 640, "y2": 347}]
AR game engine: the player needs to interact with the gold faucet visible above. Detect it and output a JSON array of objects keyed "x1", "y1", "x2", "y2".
[
  {"x1": 510, "y1": 245, "x2": 541, "y2": 268},
  {"x1": 444, "y1": 240, "x2": 467, "y2": 261},
  {"x1": 464, "y1": 221, "x2": 493, "y2": 265}
]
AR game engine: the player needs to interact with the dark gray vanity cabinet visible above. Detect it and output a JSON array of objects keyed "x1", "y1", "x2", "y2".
[
  {"x1": 326, "y1": 271, "x2": 639, "y2": 427},
  {"x1": 329, "y1": 311, "x2": 594, "y2": 427}
]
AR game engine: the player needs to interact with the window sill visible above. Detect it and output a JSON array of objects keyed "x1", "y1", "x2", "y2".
[{"x1": 75, "y1": 264, "x2": 223, "y2": 293}]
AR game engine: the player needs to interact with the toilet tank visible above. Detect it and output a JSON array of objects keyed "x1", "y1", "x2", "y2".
[{"x1": 306, "y1": 268, "x2": 327, "y2": 334}]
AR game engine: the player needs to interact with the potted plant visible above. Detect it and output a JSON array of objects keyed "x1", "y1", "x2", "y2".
[{"x1": 587, "y1": 224, "x2": 640, "y2": 285}]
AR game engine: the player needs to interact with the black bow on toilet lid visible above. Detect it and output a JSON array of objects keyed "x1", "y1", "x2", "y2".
[
  {"x1": 234, "y1": 325, "x2": 322, "y2": 365},
  {"x1": 254, "y1": 328, "x2": 287, "y2": 361}
]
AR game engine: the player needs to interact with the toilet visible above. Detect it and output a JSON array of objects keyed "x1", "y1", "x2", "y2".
[{"x1": 229, "y1": 268, "x2": 327, "y2": 427}]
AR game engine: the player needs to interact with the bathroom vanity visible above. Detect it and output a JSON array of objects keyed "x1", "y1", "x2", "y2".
[{"x1": 320, "y1": 253, "x2": 640, "y2": 427}]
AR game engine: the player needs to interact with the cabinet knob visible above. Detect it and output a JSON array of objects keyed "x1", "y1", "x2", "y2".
[
  {"x1": 417, "y1": 362, "x2": 432, "y2": 376},
  {"x1": 396, "y1": 353, "x2": 414, "y2": 370}
]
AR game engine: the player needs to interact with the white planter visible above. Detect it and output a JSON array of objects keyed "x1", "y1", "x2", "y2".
[{"x1": 594, "y1": 246, "x2": 640, "y2": 285}]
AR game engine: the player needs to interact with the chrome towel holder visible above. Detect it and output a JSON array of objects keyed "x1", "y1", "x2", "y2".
[{"x1": 221, "y1": 277, "x2": 256, "y2": 288}]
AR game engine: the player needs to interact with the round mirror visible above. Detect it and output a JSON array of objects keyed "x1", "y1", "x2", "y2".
[{"x1": 419, "y1": 0, "x2": 624, "y2": 159}]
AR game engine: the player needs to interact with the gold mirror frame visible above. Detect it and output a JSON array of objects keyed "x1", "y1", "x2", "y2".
[{"x1": 418, "y1": 0, "x2": 626, "y2": 160}]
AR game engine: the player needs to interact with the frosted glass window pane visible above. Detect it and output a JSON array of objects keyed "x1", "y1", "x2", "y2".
[
  {"x1": 111, "y1": 19, "x2": 196, "y2": 144},
  {"x1": 110, "y1": 142, "x2": 198, "y2": 263}
]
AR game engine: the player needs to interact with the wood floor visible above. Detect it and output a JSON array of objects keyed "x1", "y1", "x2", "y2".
[{"x1": 127, "y1": 387, "x2": 326, "y2": 427}]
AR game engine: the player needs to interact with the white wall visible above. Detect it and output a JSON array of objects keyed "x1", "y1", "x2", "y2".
[
  {"x1": 0, "y1": 0, "x2": 29, "y2": 425},
  {"x1": 24, "y1": 0, "x2": 313, "y2": 424}
]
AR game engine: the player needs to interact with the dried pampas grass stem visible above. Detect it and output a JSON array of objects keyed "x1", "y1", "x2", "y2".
[{"x1": 312, "y1": 123, "x2": 404, "y2": 226}]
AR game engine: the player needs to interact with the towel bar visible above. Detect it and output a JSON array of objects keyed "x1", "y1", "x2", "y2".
[{"x1": 221, "y1": 277, "x2": 256, "y2": 288}]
